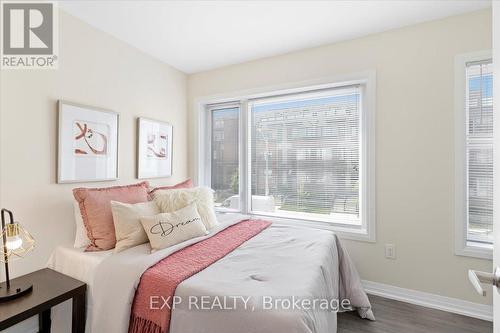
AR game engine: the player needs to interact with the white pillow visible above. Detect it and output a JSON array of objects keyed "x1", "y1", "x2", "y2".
[
  {"x1": 140, "y1": 203, "x2": 207, "y2": 252},
  {"x1": 153, "y1": 187, "x2": 218, "y2": 230},
  {"x1": 111, "y1": 201, "x2": 160, "y2": 253},
  {"x1": 73, "y1": 200, "x2": 90, "y2": 248}
]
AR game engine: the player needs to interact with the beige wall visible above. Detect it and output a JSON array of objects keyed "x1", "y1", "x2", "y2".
[
  {"x1": 0, "y1": 11, "x2": 188, "y2": 280},
  {"x1": 188, "y1": 9, "x2": 493, "y2": 304}
]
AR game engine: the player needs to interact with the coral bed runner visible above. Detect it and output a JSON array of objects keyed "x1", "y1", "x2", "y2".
[{"x1": 128, "y1": 219, "x2": 272, "y2": 333}]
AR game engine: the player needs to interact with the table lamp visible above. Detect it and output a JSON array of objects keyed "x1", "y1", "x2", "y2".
[{"x1": 0, "y1": 208, "x2": 35, "y2": 302}]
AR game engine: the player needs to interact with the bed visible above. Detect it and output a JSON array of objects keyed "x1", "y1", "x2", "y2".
[{"x1": 48, "y1": 213, "x2": 373, "y2": 333}]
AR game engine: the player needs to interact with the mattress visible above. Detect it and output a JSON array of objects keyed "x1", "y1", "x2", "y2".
[
  {"x1": 47, "y1": 246, "x2": 113, "y2": 286},
  {"x1": 46, "y1": 246, "x2": 113, "y2": 333}
]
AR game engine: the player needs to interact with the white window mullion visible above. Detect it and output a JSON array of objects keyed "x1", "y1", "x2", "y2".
[{"x1": 240, "y1": 100, "x2": 251, "y2": 215}]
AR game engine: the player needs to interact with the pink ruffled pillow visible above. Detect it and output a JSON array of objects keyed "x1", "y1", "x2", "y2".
[
  {"x1": 148, "y1": 179, "x2": 194, "y2": 197},
  {"x1": 73, "y1": 181, "x2": 150, "y2": 251}
]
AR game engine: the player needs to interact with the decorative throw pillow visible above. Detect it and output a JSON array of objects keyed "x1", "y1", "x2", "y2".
[
  {"x1": 73, "y1": 181, "x2": 150, "y2": 251},
  {"x1": 73, "y1": 200, "x2": 90, "y2": 248},
  {"x1": 140, "y1": 203, "x2": 207, "y2": 252},
  {"x1": 111, "y1": 201, "x2": 160, "y2": 253},
  {"x1": 148, "y1": 178, "x2": 194, "y2": 197},
  {"x1": 153, "y1": 187, "x2": 218, "y2": 230}
]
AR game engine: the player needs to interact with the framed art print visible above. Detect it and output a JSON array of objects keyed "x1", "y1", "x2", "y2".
[
  {"x1": 58, "y1": 101, "x2": 119, "y2": 183},
  {"x1": 137, "y1": 117, "x2": 173, "y2": 179}
]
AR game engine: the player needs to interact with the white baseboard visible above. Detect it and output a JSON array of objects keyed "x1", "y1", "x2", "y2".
[{"x1": 362, "y1": 280, "x2": 493, "y2": 322}]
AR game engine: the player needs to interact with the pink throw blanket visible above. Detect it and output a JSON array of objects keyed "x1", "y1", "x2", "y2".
[{"x1": 128, "y1": 219, "x2": 272, "y2": 333}]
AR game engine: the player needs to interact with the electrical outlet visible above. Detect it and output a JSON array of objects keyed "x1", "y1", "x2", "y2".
[{"x1": 385, "y1": 244, "x2": 396, "y2": 259}]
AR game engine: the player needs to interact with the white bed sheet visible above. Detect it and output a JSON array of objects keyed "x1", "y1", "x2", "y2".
[
  {"x1": 46, "y1": 246, "x2": 113, "y2": 333},
  {"x1": 47, "y1": 246, "x2": 113, "y2": 286}
]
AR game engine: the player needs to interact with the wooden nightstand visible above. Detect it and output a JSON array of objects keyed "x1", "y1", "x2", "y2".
[{"x1": 0, "y1": 268, "x2": 86, "y2": 333}]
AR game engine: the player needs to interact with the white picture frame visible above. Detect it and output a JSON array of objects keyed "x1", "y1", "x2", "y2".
[
  {"x1": 57, "y1": 101, "x2": 119, "y2": 183},
  {"x1": 137, "y1": 117, "x2": 173, "y2": 179}
]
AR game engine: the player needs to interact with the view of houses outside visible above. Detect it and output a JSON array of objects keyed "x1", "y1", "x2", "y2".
[
  {"x1": 250, "y1": 93, "x2": 360, "y2": 223},
  {"x1": 210, "y1": 91, "x2": 362, "y2": 224}
]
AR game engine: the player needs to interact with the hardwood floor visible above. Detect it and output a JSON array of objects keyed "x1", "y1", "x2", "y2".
[{"x1": 337, "y1": 295, "x2": 493, "y2": 333}]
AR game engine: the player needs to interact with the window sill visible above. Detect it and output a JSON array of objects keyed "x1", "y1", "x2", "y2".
[
  {"x1": 216, "y1": 211, "x2": 376, "y2": 243},
  {"x1": 251, "y1": 210, "x2": 362, "y2": 226},
  {"x1": 455, "y1": 242, "x2": 493, "y2": 260}
]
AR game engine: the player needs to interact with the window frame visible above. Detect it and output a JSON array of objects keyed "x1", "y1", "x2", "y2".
[
  {"x1": 196, "y1": 71, "x2": 376, "y2": 242},
  {"x1": 454, "y1": 50, "x2": 493, "y2": 260}
]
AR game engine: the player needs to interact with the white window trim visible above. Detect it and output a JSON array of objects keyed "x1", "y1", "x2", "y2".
[
  {"x1": 454, "y1": 50, "x2": 493, "y2": 260},
  {"x1": 195, "y1": 71, "x2": 376, "y2": 242}
]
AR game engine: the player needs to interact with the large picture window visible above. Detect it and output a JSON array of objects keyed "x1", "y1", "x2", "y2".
[
  {"x1": 202, "y1": 75, "x2": 375, "y2": 240},
  {"x1": 250, "y1": 88, "x2": 361, "y2": 224}
]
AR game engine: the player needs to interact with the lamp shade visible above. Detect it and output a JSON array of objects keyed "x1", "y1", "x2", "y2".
[
  {"x1": 0, "y1": 209, "x2": 35, "y2": 302},
  {"x1": 1, "y1": 222, "x2": 35, "y2": 263}
]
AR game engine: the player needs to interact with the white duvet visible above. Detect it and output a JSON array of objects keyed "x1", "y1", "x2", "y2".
[{"x1": 52, "y1": 214, "x2": 374, "y2": 333}]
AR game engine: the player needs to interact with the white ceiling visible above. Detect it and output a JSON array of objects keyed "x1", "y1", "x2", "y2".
[{"x1": 60, "y1": 1, "x2": 491, "y2": 74}]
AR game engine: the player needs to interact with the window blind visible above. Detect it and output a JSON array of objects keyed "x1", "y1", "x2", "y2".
[
  {"x1": 250, "y1": 87, "x2": 361, "y2": 224},
  {"x1": 466, "y1": 59, "x2": 493, "y2": 244}
]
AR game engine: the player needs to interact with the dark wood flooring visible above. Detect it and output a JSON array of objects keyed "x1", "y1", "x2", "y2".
[{"x1": 337, "y1": 295, "x2": 493, "y2": 333}]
